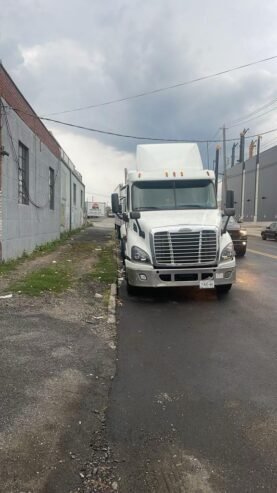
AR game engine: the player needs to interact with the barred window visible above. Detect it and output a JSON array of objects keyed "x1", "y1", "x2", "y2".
[
  {"x1": 49, "y1": 167, "x2": 55, "y2": 210},
  {"x1": 18, "y1": 142, "x2": 29, "y2": 205}
]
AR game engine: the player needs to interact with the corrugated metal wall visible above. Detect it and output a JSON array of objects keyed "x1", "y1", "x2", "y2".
[{"x1": 226, "y1": 145, "x2": 277, "y2": 221}]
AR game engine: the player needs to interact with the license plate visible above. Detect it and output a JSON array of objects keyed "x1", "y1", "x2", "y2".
[{"x1": 200, "y1": 279, "x2": 215, "y2": 289}]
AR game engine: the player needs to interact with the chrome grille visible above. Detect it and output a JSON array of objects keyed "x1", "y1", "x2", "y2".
[{"x1": 153, "y1": 230, "x2": 217, "y2": 266}]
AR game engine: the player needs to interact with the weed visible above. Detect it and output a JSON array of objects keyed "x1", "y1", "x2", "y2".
[
  {"x1": 90, "y1": 245, "x2": 117, "y2": 285},
  {"x1": 0, "y1": 227, "x2": 86, "y2": 273},
  {"x1": 0, "y1": 259, "x2": 19, "y2": 276},
  {"x1": 10, "y1": 265, "x2": 72, "y2": 296}
]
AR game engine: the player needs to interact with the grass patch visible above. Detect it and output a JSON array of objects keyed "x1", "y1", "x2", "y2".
[
  {"x1": 30, "y1": 227, "x2": 84, "y2": 257},
  {"x1": 90, "y1": 245, "x2": 117, "y2": 285},
  {"x1": 0, "y1": 227, "x2": 86, "y2": 274},
  {"x1": 69, "y1": 241, "x2": 97, "y2": 255},
  {"x1": 10, "y1": 265, "x2": 72, "y2": 296},
  {"x1": 0, "y1": 259, "x2": 19, "y2": 276}
]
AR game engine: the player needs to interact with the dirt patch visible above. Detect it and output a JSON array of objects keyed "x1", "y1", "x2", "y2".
[{"x1": 0, "y1": 225, "x2": 119, "y2": 493}]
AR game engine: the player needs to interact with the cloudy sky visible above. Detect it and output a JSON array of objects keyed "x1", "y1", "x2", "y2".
[{"x1": 1, "y1": 0, "x2": 277, "y2": 202}]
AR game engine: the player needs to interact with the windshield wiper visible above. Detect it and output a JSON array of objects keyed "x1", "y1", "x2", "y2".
[
  {"x1": 135, "y1": 206, "x2": 160, "y2": 210},
  {"x1": 178, "y1": 204, "x2": 202, "y2": 208}
]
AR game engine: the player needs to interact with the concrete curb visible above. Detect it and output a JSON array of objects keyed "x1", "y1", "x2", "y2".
[{"x1": 107, "y1": 283, "x2": 117, "y2": 325}]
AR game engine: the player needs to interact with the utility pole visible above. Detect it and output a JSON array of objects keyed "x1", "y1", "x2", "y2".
[
  {"x1": 253, "y1": 135, "x2": 261, "y2": 222},
  {"x1": 215, "y1": 145, "x2": 220, "y2": 198},
  {"x1": 231, "y1": 143, "x2": 238, "y2": 167},
  {"x1": 222, "y1": 125, "x2": 227, "y2": 204},
  {"x1": 206, "y1": 141, "x2": 210, "y2": 169},
  {"x1": 240, "y1": 128, "x2": 249, "y2": 220}
]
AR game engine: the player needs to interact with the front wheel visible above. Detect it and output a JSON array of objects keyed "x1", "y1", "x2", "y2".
[
  {"x1": 126, "y1": 279, "x2": 139, "y2": 296},
  {"x1": 236, "y1": 248, "x2": 246, "y2": 257},
  {"x1": 116, "y1": 225, "x2": 121, "y2": 240},
  {"x1": 262, "y1": 234, "x2": 266, "y2": 240},
  {"x1": 216, "y1": 284, "x2": 232, "y2": 296},
  {"x1": 120, "y1": 239, "x2": 126, "y2": 262}
]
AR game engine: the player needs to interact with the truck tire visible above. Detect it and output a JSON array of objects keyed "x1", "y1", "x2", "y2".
[
  {"x1": 236, "y1": 247, "x2": 246, "y2": 257},
  {"x1": 120, "y1": 239, "x2": 126, "y2": 263},
  {"x1": 115, "y1": 225, "x2": 121, "y2": 240},
  {"x1": 216, "y1": 284, "x2": 232, "y2": 295},
  {"x1": 126, "y1": 280, "x2": 138, "y2": 296}
]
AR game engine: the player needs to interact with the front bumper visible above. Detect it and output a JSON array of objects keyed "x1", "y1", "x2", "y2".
[{"x1": 125, "y1": 259, "x2": 236, "y2": 288}]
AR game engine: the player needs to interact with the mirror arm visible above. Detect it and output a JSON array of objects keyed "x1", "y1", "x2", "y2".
[
  {"x1": 222, "y1": 216, "x2": 231, "y2": 235},
  {"x1": 136, "y1": 219, "x2": 145, "y2": 239}
]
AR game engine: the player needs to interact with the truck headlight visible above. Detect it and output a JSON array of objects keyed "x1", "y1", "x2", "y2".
[
  {"x1": 220, "y1": 242, "x2": 234, "y2": 261},
  {"x1": 131, "y1": 246, "x2": 151, "y2": 263}
]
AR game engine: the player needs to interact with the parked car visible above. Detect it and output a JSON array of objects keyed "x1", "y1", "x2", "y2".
[
  {"x1": 222, "y1": 215, "x2": 248, "y2": 257},
  {"x1": 261, "y1": 222, "x2": 277, "y2": 240}
]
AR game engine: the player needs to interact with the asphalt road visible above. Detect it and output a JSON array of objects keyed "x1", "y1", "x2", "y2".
[{"x1": 108, "y1": 236, "x2": 277, "y2": 492}]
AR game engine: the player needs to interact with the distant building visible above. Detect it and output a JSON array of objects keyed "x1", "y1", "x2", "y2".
[
  {"x1": 0, "y1": 63, "x2": 85, "y2": 261},
  {"x1": 226, "y1": 145, "x2": 277, "y2": 222}
]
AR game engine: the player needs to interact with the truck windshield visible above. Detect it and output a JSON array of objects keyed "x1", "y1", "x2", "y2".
[{"x1": 132, "y1": 180, "x2": 217, "y2": 211}]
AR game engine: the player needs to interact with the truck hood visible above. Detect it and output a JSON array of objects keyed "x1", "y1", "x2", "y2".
[{"x1": 138, "y1": 209, "x2": 221, "y2": 233}]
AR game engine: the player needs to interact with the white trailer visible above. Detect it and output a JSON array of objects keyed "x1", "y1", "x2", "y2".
[
  {"x1": 112, "y1": 143, "x2": 236, "y2": 295},
  {"x1": 86, "y1": 201, "x2": 106, "y2": 218}
]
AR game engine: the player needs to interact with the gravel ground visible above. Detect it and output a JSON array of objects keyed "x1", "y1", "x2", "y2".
[{"x1": 0, "y1": 224, "x2": 119, "y2": 493}]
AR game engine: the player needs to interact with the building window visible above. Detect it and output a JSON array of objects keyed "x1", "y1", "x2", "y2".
[
  {"x1": 81, "y1": 189, "x2": 83, "y2": 208},
  {"x1": 73, "y1": 183, "x2": 77, "y2": 205},
  {"x1": 18, "y1": 142, "x2": 29, "y2": 204},
  {"x1": 49, "y1": 167, "x2": 55, "y2": 210}
]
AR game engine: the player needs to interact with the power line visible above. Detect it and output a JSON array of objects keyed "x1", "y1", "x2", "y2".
[
  {"x1": 41, "y1": 115, "x2": 277, "y2": 143},
  {"x1": 227, "y1": 96, "x2": 277, "y2": 126},
  {"x1": 227, "y1": 102, "x2": 277, "y2": 129},
  {"x1": 44, "y1": 54, "x2": 277, "y2": 116},
  {"x1": 6, "y1": 103, "x2": 277, "y2": 144},
  {"x1": 41, "y1": 116, "x2": 242, "y2": 142},
  {"x1": 2, "y1": 103, "x2": 241, "y2": 143}
]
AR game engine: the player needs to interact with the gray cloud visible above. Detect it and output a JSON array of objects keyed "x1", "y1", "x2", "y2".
[{"x1": 1, "y1": 0, "x2": 277, "y2": 189}]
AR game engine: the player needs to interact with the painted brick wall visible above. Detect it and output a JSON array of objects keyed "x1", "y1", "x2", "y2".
[
  {"x1": 1, "y1": 100, "x2": 61, "y2": 260},
  {"x1": 0, "y1": 64, "x2": 60, "y2": 159}
]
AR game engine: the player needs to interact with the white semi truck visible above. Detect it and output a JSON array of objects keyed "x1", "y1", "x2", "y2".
[{"x1": 112, "y1": 143, "x2": 236, "y2": 295}]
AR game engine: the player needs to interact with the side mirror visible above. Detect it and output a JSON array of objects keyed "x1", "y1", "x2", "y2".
[
  {"x1": 111, "y1": 193, "x2": 119, "y2": 213},
  {"x1": 123, "y1": 212, "x2": 129, "y2": 222},
  {"x1": 130, "y1": 211, "x2": 141, "y2": 220},
  {"x1": 222, "y1": 208, "x2": 235, "y2": 234},
  {"x1": 224, "y1": 207, "x2": 235, "y2": 217},
  {"x1": 226, "y1": 190, "x2": 235, "y2": 209}
]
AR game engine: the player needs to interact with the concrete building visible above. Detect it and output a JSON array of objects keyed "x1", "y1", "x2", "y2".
[
  {"x1": 0, "y1": 63, "x2": 85, "y2": 261},
  {"x1": 226, "y1": 145, "x2": 277, "y2": 222},
  {"x1": 60, "y1": 149, "x2": 85, "y2": 233}
]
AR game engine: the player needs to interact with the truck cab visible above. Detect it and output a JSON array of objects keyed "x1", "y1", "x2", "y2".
[{"x1": 112, "y1": 144, "x2": 236, "y2": 295}]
